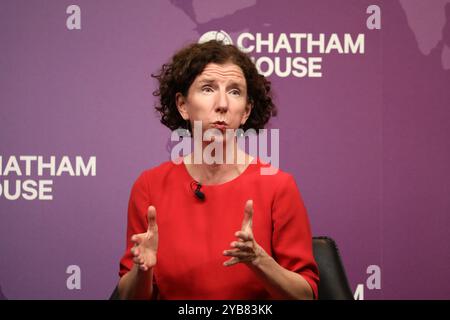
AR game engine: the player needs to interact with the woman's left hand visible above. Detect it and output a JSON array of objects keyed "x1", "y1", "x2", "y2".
[{"x1": 223, "y1": 200, "x2": 268, "y2": 266}]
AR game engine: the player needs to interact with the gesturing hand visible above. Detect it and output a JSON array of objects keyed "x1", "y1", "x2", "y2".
[
  {"x1": 223, "y1": 200, "x2": 267, "y2": 267},
  {"x1": 130, "y1": 206, "x2": 159, "y2": 271}
]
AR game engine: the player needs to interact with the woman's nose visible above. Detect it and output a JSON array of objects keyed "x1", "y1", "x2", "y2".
[{"x1": 215, "y1": 90, "x2": 229, "y2": 113}]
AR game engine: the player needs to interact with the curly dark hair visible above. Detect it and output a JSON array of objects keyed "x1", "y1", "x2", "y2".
[{"x1": 152, "y1": 40, "x2": 277, "y2": 133}]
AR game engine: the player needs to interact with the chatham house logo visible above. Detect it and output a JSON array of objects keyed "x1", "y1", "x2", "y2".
[
  {"x1": 198, "y1": 30, "x2": 365, "y2": 78},
  {"x1": 198, "y1": 30, "x2": 233, "y2": 45}
]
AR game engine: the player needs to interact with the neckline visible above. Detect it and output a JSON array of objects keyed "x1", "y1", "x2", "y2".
[{"x1": 178, "y1": 157, "x2": 260, "y2": 188}]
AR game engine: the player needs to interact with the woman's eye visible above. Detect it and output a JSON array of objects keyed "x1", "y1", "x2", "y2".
[{"x1": 202, "y1": 86, "x2": 213, "y2": 93}]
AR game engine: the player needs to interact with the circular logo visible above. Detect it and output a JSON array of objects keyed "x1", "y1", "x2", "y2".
[{"x1": 198, "y1": 30, "x2": 233, "y2": 45}]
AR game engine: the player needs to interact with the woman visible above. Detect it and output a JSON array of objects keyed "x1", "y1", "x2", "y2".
[{"x1": 117, "y1": 40, "x2": 319, "y2": 300}]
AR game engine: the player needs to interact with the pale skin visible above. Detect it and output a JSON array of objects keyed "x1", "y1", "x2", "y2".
[{"x1": 118, "y1": 62, "x2": 314, "y2": 300}]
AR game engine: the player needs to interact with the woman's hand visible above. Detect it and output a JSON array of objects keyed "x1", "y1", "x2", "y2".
[
  {"x1": 223, "y1": 200, "x2": 268, "y2": 266},
  {"x1": 130, "y1": 206, "x2": 159, "y2": 271}
]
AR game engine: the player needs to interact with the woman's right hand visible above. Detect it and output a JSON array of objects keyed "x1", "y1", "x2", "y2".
[{"x1": 130, "y1": 206, "x2": 158, "y2": 271}]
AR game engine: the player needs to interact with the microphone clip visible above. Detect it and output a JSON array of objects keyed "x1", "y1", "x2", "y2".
[{"x1": 191, "y1": 181, "x2": 205, "y2": 201}]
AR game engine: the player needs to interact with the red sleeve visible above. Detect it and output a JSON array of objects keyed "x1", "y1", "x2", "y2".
[
  {"x1": 271, "y1": 173, "x2": 320, "y2": 299},
  {"x1": 119, "y1": 171, "x2": 151, "y2": 278}
]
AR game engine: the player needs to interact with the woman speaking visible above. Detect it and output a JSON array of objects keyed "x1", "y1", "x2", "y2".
[{"x1": 117, "y1": 40, "x2": 319, "y2": 300}]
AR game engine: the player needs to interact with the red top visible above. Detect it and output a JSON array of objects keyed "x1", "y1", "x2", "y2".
[{"x1": 119, "y1": 158, "x2": 319, "y2": 299}]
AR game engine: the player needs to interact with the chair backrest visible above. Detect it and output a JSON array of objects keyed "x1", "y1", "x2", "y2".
[
  {"x1": 109, "y1": 285, "x2": 119, "y2": 300},
  {"x1": 312, "y1": 236, "x2": 354, "y2": 300}
]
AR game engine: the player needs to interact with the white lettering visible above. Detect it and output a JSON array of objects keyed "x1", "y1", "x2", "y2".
[
  {"x1": 345, "y1": 34, "x2": 364, "y2": 54},
  {"x1": 76, "y1": 156, "x2": 96, "y2": 176},
  {"x1": 325, "y1": 34, "x2": 343, "y2": 54},
  {"x1": 256, "y1": 33, "x2": 274, "y2": 53},
  {"x1": 0, "y1": 180, "x2": 53, "y2": 200},
  {"x1": 19, "y1": 156, "x2": 37, "y2": 176},
  {"x1": 307, "y1": 34, "x2": 325, "y2": 54},
  {"x1": 237, "y1": 33, "x2": 255, "y2": 53},
  {"x1": 366, "y1": 265, "x2": 381, "y2": 289},
  {"x1": 66, "y1": 5, "x2": 81, "y2": 30},
  {"x1": 38, "y1": 156, "x2": 56, "y2": 176},
  {"x1": 66, "y1": 265, "x2": 81, "y2": 290},
  {"x1": 354, "y1": 283, "x2": 364, "y2": 300},
  {"x1": 274, "y1": 33, "x2": 292, "y2": 53},
  {"x1": 56, "y1": 156, "x2": 75, "y2": 176},
  {"x1": 4, "y1": 156, "x2": 21, "y2": 176},
  {"x1": 366, "y1": 5, "x2": 381, "y2": 30}
]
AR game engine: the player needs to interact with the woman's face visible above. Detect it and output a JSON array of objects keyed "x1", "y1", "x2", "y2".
[{"x1": 176, "y1": 62, "x2": 252, "y2": 135}]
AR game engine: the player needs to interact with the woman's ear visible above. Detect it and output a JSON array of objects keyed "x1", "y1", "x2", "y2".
[
  {"x1": 176, "y1": 92, "x2": 189, "y2": 120},
  {"x1": 241, "y1": 102, "x2": 253, "y2": 125}
]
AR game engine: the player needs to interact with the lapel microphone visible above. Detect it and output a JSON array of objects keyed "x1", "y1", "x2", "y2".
[{"x1": 191, "y1": 181, "x2": 205, "y2": 201}]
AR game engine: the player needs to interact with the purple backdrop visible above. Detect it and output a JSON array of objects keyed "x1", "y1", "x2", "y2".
[{"x1": 1, "y1": 0, "x2": 449, "y2": 299}]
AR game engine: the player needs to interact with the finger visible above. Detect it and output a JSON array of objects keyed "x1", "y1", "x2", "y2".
[
  {"x1": 223, "y1": 257, "x2": 240, "y2": 267},
  {"x1": 230, "y1": 241, "x2": 253, "y2": 252},
  {"x1": 223, "y1": 248, "x2": 239, "y2": 255},
  {"x1": 140, "y1": 265, "x2": 148, "y2": 272},
  {"x1": 131, "y1": 235, "x2": 145, "y2": 247},
  {"x1": 147, "y1": 206, "x2": 157, "y2": 231},
  {"x1": 133, "y1": 256, "x2": 141, "y2": 265},
  {"x1": 235, "y1": 231, "x2": 253, "y2": 242},
  {"x1": 145, "y1": 230, "x2": 155, "y2": 240},
  {"x1": 224, "y1": 250, "x2": 253, "y2": 259},
  {"x1": 241, "y1": 200, "x2": 253, "y2": 231},
  {"x1": 230, "y1": 241, "x2": 250, "y2": 250}
]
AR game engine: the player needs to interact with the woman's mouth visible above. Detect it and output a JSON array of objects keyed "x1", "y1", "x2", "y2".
[{"x1": 211, "y1": 121, "x2": 228, "y2": 130}]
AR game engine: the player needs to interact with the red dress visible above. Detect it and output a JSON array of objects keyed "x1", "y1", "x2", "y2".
[{"x1": 119, "y1": 158, "x2": 319, "y2": 299}]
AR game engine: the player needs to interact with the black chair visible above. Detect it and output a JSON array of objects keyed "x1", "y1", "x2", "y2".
[
  {"x1": 312, "y1": 236, "x2": 354, "y2": 300},
  {"x1": 110, "y1": 236, "x2": 354, "y2": 300},
  {"x1": 109, "y1": 285, "x2": 119, "y2": 300}
]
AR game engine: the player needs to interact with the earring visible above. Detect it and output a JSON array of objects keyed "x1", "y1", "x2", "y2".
[
  {"x1": 236, "y1": 125, "x2": 245, "y2": 138},
  {"x1": 177, "y1": 128, "x2": 190, "y2": 137},
  {"x1": 177, "y1": 120, "x2": 191, "y2": 137}
]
